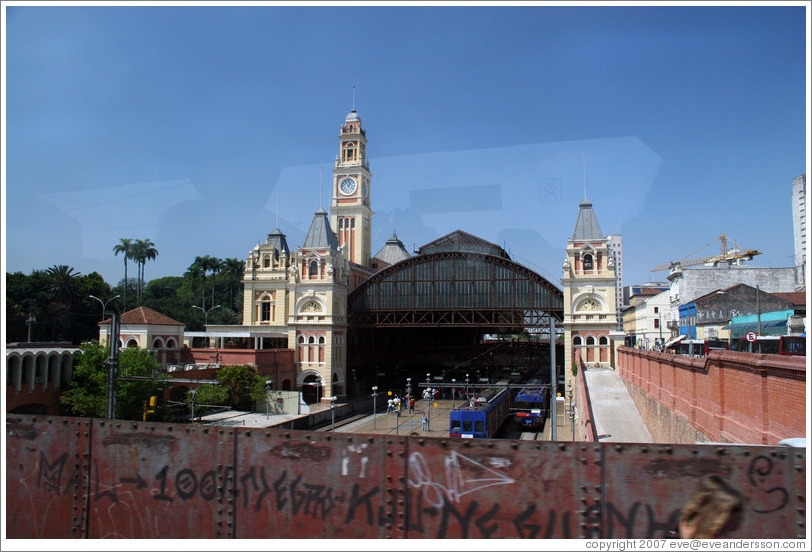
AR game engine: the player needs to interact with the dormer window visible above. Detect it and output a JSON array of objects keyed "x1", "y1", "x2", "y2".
[{"x1": 309, "y1": 260, "x2": 319, "y2": 279}]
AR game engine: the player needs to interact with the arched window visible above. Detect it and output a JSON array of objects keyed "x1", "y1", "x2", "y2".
[
  {"x1": 309, "y1": 260, "x2": 319, "y2": 279},
  {"x1": 298, "y1": 335, "x2": 305, "y2": 344},
  {"x1": 152, "y1": 338, "x2": 163, "y2": 349},
  {"x1": 586, "y1": 336, "x2": 595, "y2": 346},
  {"x1": 126, "y1": 338, "x2": 139, "y2": 348},
  {"x1": 573, "y1": 336, "x2": 582, "y2": 346},
  {"x1": 166, "y1": 339, "x2": 176, "y2": 349},
  {"x1": 599, "y1": 336, "x2": 608, "y2": 345},
  {"x1": 318, "y1": 336, "x2": 325, "y2": 345},
  {"x1": 583, "y1": 254, "x2": 594, "y2": 271},
  {"x1": 263, "y1": 256, "x2": 271, "y2": 268},
  {"x1": 343, "y1": 142, "x2": 357, "y2": 162},
  {"x1": 308, "y1": 336, "x2": 316, "y2": 344}
]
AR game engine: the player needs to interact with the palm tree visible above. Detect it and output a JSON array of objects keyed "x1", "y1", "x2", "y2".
[
  {"x1": 185, "y1": 262, "x2": 205, "y2": 309},
  {"x1": 131, "y1": 239, "x2": 158, "y2": 300},
  {"x1": 45, "y1": 265, "x2": 81, "y2": 340},
  {"x1": 192, "y1": 255, "x2": 222, "y2": 308},
  {"x1": 222, "y1": 257, "x2": 245, "y2": 310},
  {"x1": 113, "y1": 238, "x2": 133, "y2": 309},
  {"x1": 140, "y1": 239, "x2": 158, "y2": 298},
  {"x1": 45, "y1": 264, "x2": 81, "y2": 303}
]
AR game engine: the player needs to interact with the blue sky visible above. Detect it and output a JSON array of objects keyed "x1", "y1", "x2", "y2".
[{"x1": 3, "y1": 3, "x2": 809, "y2": 291}]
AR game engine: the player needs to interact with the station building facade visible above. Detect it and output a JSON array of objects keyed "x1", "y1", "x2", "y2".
[{"x1": 562, "y1": 198, "x2": 623, "y2": 391}]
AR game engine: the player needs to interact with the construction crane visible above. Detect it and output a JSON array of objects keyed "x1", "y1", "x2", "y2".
[{"x1": 652, "y1": 233, "x2": 762, "y2": 272}]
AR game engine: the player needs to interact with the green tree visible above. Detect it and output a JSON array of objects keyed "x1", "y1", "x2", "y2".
[
  {"x1": 222, "y1": 257, "x2": 245, "y2": 311},
  {"x1": 184, "y1": 262, "x2": 206, "y2": 310},
  {"x1": 131, "y1": 238, "x2": 158, "y2": 300},
  {"x1": 45, "y1": 264, "x2": 81, "y2": 304},
  {"x1": 113, "y1": 238, "x2": 134, "y2": 310},
  {"x1": 213, "y1": 364, "x2": 267, "y2": 410},
  {"x1": 59, "y1": 342, "x2": 170, "y2": 420}
]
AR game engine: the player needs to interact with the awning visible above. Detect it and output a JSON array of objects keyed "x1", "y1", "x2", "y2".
[
  {"x1": 664, "y1": 334, "x2": 686, "y2": 348},
  {"x1": 722, "y1": 320, "x2": 787, "y2": 331}
]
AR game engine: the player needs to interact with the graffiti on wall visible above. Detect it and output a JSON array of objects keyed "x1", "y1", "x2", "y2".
[{"x1": 6, "y1": 415, "x2": 804, "y2": 539}]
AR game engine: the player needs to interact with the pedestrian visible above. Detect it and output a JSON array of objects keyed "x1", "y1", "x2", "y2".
[
  {"x1": 421, "y1": 414, "x2": 428, "y2": 431},
  {"x1": 394, "y1": 396, "x2": 401, "y2": 411},
  {"x1": 387, "y1": 398, "x2": 394, "y2": 413},
  {"x1": 409, "y1": 398, "x2": 415, "y2": 413}
]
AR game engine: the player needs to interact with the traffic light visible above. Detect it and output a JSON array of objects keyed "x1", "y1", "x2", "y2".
[{"x1": 143, "y1": 396, "x2": 158, "y2": 421}]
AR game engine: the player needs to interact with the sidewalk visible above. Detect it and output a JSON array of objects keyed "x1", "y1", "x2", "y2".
[{"x1": 583, "y1": 368, "x2": 652, "y2": 442}]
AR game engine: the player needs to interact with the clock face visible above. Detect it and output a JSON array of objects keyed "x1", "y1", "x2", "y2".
[
  {"x1": 339, "y1": 177, "x2": 357, "y2": 196},
  {"x1": 578, "y1": 298, "x2": 600, "y2": 312}
]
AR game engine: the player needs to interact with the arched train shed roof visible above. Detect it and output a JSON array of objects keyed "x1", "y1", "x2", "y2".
[{"x1": 349, "y1": 247, "x2": 563, "y2": 328}]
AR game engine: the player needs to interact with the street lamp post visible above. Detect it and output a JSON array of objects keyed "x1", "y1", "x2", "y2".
[
  {"x1": 192, "y1": 304, "x2": 221, "y2": 326},
  {"x1": 89, "y1": 294, "x2": 120, "y2": 322},
  {"x1": 371, "y1": 386, "x2": 378, "y2": 429},
  {"x1": 465, "y1": 373, "x2": 470, "y2": 402},
  {"x1": 265, "y1": 380, "x2": 273, "y2": 419},
  {"x1": 329, "y1": 396, "x2": 337, "y2": 431},
  {"x1": 406, "y1": 377, "x2": 412, "y2": 400},
  {"x1": 451, "y1": 378, "x2": 456, "y2": 409}
]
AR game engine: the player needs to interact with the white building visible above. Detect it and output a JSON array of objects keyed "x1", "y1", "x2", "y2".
[
  {"x1": 606, "y1": 234, "x2": 623, "y2": 329},
  {"x1": 622, "y1": 290, "x2": 670, "y2": 349},
  {"x1": 792, "y1": 174, "x2": 806, "y2": 275}
]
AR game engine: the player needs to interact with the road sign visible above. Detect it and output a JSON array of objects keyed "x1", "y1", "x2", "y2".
[{"x1": 746, "y1": 331, "x2": 757, "y2": 342}]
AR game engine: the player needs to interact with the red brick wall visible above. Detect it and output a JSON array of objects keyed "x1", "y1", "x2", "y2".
[
  {"x1": 617, "y1": 347, "x2": 805, "y2": 445},
  {"x1": 6, "y1": 386, "x2": 62, "y2": 415},
  {"x1": 574, "y1": 357, "x2": 596, "y2": 441},
  {"x1": 179, "y1": 348, "x2": 296, "y2": 389}
]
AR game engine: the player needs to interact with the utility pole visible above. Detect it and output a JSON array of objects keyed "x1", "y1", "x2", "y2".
[
  {"x1": 550, "y1": 316, "x2": 557, "y2": 441},
  {"x1": 105, "y1": 312, "x2": 121, "y2": 420},
  {"x1": 26, "y1": 300, "x2": 36, "y2": 342}
]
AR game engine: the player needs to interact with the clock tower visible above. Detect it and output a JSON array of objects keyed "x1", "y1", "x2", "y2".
[
  {"x1": 331, "y1": 108, "x2": 373, "y2": 269},
  {"x1": 562, "y1": 197, "x2": 621, "y2": 391}
]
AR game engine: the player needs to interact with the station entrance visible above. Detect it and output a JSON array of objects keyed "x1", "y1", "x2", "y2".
[{"x1": 347, "y1": 231, "x2": 564, "y2": 395}]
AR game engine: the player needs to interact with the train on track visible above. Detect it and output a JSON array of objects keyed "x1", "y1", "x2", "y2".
[
  {"x1": 449, "y1": 386, "x2": 512, "y2": 439},
  {"x1": 512, "y1": 385, "x2": 549, "y2": 430}
]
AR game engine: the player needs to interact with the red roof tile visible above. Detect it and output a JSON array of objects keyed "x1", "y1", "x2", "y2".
[
  {"x1": 771, "y1": 292, "x2": 806, "y2": 307},
  {"x1": 100, "y1": 306, "x2": 185, "y2": 326}
]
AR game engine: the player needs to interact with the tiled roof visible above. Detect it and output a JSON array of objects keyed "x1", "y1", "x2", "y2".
[
  {"x1": 373, "y1": 234, "x2": 412, "y2": 266},
  {"x1": 302, "y1": 208, "x2": 339, "y2": 251},
  {"x1": 571, "y1": 198, "x2": 604, "y2": 241},
  {"x1": 771, "y1": 292, "x2": 806, "y2": 307},
  {"x1": 100, "y1": 306, "x2": 185, "y2": 326}
]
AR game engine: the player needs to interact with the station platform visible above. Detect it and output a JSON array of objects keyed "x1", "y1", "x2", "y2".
[
  {"x1": 583, "y1": 367, "x2": 652, "y2": 442},
  {"x1": 199, "y1": 368, "x2": 652, "y2": 444}
]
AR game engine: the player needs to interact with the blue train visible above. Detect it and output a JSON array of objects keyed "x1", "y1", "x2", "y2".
[
  {"x1": 513, "y1": 385, "x2": 549, "y2": 430},
  {"x1": 449, "y1": 387, "x2": 512, "y2": 439}
]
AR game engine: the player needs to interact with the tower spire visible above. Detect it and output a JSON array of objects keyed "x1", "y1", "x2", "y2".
[
  {"x1": 319, "y1": 165, "x2": 324, "y2": 208},
  {"x1": 583, "y1": 151, "x2": 588, "y2": 199},
  {"x1": 352, "y1": 85, "x2": 356, "y2": 111}
]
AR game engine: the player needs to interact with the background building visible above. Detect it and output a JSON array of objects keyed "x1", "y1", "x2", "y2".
[
  {"x1": 621, "y1": 289, "x2": 669, "y2": 348},
  {"x1": 792, "y1": 174, "x2": 806, "y2": 276},
  {"x1": 666, "y1": 265, "x2": 802, "y2": 333},
  {"x1": 605, "y1": 234, "x2": 624, "y2": 330}
]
